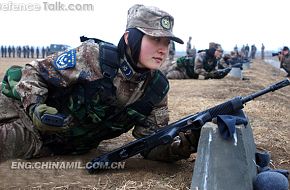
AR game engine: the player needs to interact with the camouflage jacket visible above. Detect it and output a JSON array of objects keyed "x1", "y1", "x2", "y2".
[
  {"x1": 281, "y1": 53, "x2": 290, "y2": 70},
  {"x1": 15, "y1": 41, "x2": 169, "y2": 146},
  {"x1": 194, "y1": 51, "x2": 218, "y2": 76}
]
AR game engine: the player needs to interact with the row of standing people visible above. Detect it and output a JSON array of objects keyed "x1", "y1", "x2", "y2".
[
  {"x1": 0, "y1": 45, "x2": 50, "y2": 58},
  {"x1": 234, "y1": 43, "x2": 266, "y2": 60}
]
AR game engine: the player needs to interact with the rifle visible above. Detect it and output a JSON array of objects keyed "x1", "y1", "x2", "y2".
[
  {"x1": 272, "y1": 52, "x2": 281, "y2": 57},
  {"x1": 272, "y1": 51, "x2": 281, "y2": 57},
  {"x1": 87, "y1": 79, "x2": 290, "y2": 173},
  {"x1": 212, "y1": 67, "x2": 232, "y2": 79}
]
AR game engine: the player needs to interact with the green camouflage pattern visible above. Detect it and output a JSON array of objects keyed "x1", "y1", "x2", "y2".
[{"x1": 0, "y1": 90, "x2": 42, "y2": 161}]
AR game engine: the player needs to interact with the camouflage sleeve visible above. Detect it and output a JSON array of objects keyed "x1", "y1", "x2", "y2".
[
  {"x1": 194, "y1": 53, "x2": 208, "y2": 75},
  {"x1": 16, "y1": 61, "x2": 50, "y2": 111},
  {"x1": 282, "y1": 56, "x2": 290, "y2": 70},
  {"x1": 132, "y1": 95, "x2": 169, "y2": 139},
  {"x1": 218, "y1": 58, "x2": 229, "y2": 69},
  {"x1": 132, "y1": 96, "x2": 191, "y2": 162},
  {"x1": 16, "y1": 42, "x2": 102, "y2": 111}
]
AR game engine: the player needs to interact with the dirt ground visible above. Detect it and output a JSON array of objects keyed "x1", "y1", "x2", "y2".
[{"x1": 0, "y1": 57, "x2": 289, "y2": 190}]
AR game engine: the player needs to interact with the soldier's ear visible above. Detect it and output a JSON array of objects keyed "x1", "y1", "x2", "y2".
[{"x1": 124, "y1": 31, "x2": 129, "y2": 45}]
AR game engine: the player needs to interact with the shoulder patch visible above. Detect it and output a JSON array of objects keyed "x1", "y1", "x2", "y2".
[
  {"x1": 120, "y1": 60, "x2": 133, "y2": 80},
  {"x1": 53, "y1": 49, "x2": 76, "y2": 70}
]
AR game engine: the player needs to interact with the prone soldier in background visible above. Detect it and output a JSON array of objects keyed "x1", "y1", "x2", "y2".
[
  {"x1": 194, "y1": 43, "x2": 230, "y2": 79},
  {"x1": 166, "y1": 42, "x2": 230, "y2": 79}
]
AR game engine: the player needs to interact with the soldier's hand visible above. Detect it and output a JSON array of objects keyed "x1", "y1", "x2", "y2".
[
  {"x1": 30, "y1": 104, "x2": 69, "y2": 133},
  {"x1": 211, "y1": 68, "x2": 231, "y2": 79},
  {"x1": 170, "y1": 131, "x2": 198, "y2": 158},
  {"x1": 204, "y1": 71, "x2": 215, "y2": 79}
]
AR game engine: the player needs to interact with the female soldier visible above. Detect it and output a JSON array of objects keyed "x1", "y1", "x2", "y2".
[{"x1": 0, "y1": 4, "x2": 197, "y2": 163}]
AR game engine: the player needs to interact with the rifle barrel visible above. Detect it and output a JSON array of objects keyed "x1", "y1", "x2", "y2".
[{"x1": 242, "y1": 79, "x2": 290, "y2": 103}]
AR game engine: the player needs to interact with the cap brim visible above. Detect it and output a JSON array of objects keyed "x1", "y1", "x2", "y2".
[{"x1": 137, "y1": 27, "x2": 184, "y2": 44}]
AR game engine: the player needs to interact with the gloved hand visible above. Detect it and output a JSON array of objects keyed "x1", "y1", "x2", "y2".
[
  {"x1": 30, "y1": 104, "x2": 69, "y2": 133},
  {"x1": 212, "y1": 68, "x2": 231, "y2": 79},
  {"x1": 204, "y1": 71, "x2": 215, "y2": 79},
  {"x1": 170, "y1": 130, "x2": 199, "y2": 158}
]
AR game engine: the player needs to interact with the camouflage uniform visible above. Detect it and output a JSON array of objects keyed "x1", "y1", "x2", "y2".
[
  {"x1": 0, "y1": 89, "x2": 42, "y2": 161},
  {"x1": 166, "y1": 43, "x2": 226, "y2": 79},
  {"x1": 0, "y1": 4, "x2": 196, "y2": 162},
  {"x1": 166, "y1": 55, "x2": 197, "y2": 79},
  {"x1": 280, "y1": 46, "x2": 290, "y2": 77},
  {"x1": 194, "y1": 44, "x2": 224, "y2": 79}
]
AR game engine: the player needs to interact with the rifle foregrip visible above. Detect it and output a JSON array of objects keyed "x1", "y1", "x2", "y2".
[{"x1": 205, "y1": 97, "x2": 244, "y2": 118}]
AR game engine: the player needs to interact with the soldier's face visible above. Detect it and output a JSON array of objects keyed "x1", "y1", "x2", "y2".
[
  {"x1": 282, "y1": 50, "x2": 289, "y2": 55},
  {"x1": 138, "y1": 35, "x2": 170, "y2": 70},
  {"x1": 215, "y1": 50, "x2": 223, "y2": 59}
]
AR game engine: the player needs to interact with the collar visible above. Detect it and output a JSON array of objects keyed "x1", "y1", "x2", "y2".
[{"x1": 120, "y1": 57, "x2": 150, "y2": 82}]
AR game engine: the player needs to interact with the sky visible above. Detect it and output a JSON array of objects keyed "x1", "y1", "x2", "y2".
[{"x1": 0, "y1": 0, "x2": 289, "y2": 52}]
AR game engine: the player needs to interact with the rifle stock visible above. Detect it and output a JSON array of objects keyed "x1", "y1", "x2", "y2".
[{"x1": 87, "y1": 79, "x2": 290, "y2": 173}]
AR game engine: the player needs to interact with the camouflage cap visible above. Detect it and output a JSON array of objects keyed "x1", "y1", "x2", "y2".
[
  {"x1": 126, "y1": 4, "x2": 184, "y2": 44},
  {"x1": 216, "y1": 44, "x2": 223, "y2": 53},
  {"x1": 209, "y1": 42, "x2": 223, "y2": 53}
]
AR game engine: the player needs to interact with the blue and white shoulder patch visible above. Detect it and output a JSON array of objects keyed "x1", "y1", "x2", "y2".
[
  {"x1": 120, "y1": 60, "x2": 133, "y2": 80},
  {"x1": 53, "y1": 49, "x2": 76, "y2": 70}
]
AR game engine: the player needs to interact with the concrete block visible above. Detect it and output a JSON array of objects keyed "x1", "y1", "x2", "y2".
[
  {"x1": 243, "y1": 62, "x2": 251, "y2": 69},
  {"x1": 229, "y1": 67, "x2": 243, "y2": 79},
  {"x1": 191, "y1": 121, "x2": 257, "y2": 190}
]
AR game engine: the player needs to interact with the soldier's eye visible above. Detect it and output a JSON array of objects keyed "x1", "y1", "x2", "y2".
[{"x1": 153, "y1": 37, "x2": 161, "y2": 42}]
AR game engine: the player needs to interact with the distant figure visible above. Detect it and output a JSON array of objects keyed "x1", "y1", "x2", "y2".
[
  {"x1": 168, "y1": 41, "x2": 175, "y2": 61},
  {"x1": 186, "y1": 36, "x2": 192, "y2": 56},
  {"x1": 1, "y1": 46, "x2": 4, "y2": 57},
  {"x1": 36, "y1": 47, "x2": 40, "y2": 58},
  {"x1": 234, "y1": 44, "x2": 238, "y2": 54},
  {"x1": 8, "y1": 46, "x2": 12, "y2": 58},
  {"x1": 23, "y1": 46, "x2": 26, "y2": 58},
  {"x1": 26, "y1": 46, "x2": 30, "y2": 58},
  {"x1": 4, "y1": 46, "x2": 7, "y2": 57},
  {"x1": 30, "y1": 46, "x2": 34, "y2": 58},
  {"x1": 191, "y1": 45, "x2": 197, "y2": 57},
  {"x1": 261, "y1": 43, "x2": 265, "y2": 59},
  {"x1": 12, "y1": 46, "x2": 15, "y2": 58},
  {"x1": 17, "y1": 46, "x2": 22, "y2": 58},
  {"x1": 45, "y1": 46, "x2": 50, "y2": 57},
  {"x1": 250, "y1": 44, "x2": 257, "y2": 59},
  {"x1": 241, "y1": 45, "x2": 245, "y2": 58},
  {"x1": 245, "y1": 44, "x2": 250, "y2": 58},
  {"x1": 41, "y1": 46, "x2": 45, "y2": 58}
]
